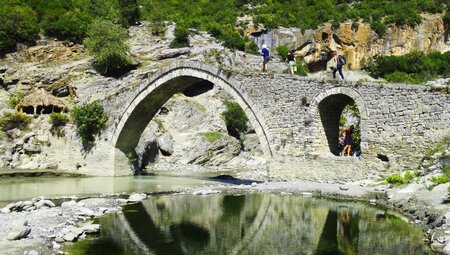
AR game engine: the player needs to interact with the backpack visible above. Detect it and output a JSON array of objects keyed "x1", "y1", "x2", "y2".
[{"x1": 338, "y1": 55, "x2": 346, "y2": 65}]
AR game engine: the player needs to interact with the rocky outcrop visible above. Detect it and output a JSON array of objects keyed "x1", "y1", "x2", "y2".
[{"x1": 250, "y1": 13, "x2": 449, "y2": 70}]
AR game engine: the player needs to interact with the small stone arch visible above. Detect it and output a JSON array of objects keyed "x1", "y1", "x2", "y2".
[
  {"x1": 111, "y1": 62, "x2": 273, "y2": 169},
  {"x1": 307, "y1": 87, "x2": 368, "y2": 155}
]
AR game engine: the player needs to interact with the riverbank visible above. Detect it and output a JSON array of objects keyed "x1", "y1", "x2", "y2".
[{"x1": 0, "y1": 175, "x2": 449, "y2": 254}]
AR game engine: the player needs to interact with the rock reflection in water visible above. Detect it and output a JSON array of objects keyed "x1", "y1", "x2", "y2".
[{"x1": 68, "y1": 194, "x2": 434, "y2": 255}]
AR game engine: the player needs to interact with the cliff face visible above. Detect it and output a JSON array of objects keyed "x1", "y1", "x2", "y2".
[{"x1": 251, "y1": 13, "x2": 449, "y2": 70}]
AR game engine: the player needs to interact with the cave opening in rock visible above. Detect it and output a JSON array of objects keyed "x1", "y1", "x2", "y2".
[{"x1": 318, "y1": 94, "x2": 361, "y2": 156}]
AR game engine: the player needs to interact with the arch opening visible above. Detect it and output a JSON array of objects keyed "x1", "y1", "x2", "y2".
[
  {"x1": 113, "y1": 69, "x2": 271, "y2": 173},
  {"x1": 318, "y1": 94, "x2": 361, "y2": 156}
]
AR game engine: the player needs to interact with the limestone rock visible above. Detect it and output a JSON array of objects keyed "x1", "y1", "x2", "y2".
[
  {"x1": 128, "y1": 193, "x2": 147, "y2": 202},
  {"x1": 81, "y1": 224, "x2": 101, "y2": 234},
  {"x1": 18, "y1": 160, "x2": 40, "y2": 170},
  {"x1": 39, "y1": 161, "x2": 58, "y2": 170},
  {"x1": 7, "y1": 220, "x2": 31, "y2": 240},
  {"x1": 158, "y1": 133, "x2": 174, "y2": 156},
  {"x1": 23, "y1": 143, "x2": 42, "y2": 154},
  {"x1": 157, "y1": 47, "x2": 190, "y2": 60},
  {"x1": 61, "y1": 200, "x2": 77, "y2": 208},
  {"x1": 6, "y1": 128, "x2": 21, "y2": 139},
  {"x1": 34, "y1": 199, "x2": 56, "y2": 208}
]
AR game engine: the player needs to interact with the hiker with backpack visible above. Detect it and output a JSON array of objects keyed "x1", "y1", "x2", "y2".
[
  {"x1": 331, "y1": 51, "x2": 345, "y2": 79},
  {"x1": 261, "y1": 44, "x2": 270, "y2": 72}
]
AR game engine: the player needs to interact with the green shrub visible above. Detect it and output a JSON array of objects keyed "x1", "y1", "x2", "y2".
[
  {"x1": 151, "y1": 23, "x2": 166, "y2": 36},
  {"x1": 169, "y1": 24, "x2": 190, "y2": 48},
  {"x1": 385, "y1": 72, "x2": 419, "y2": 84},
  {"x1": 222, "y1": 99, "x2": 248, "y2": 135},
  {"x1": 431, "y1": 174, "x2": 449, "y2": 185},
  {"x1": 71, "y1": 101, "x2": 108, "y2": 149},
  {"x1": 245, "y1": 40, "x2": 259, "y2": 55},
  {"x1": 276, "y1": 45, "x2": 289, "y2": 61},
  {"x1": 201, "y1": 132, "x2": 222, "y2": 143},
  {"x1": 294, "y1": 58, "x2": 308, "y2": 76},
  {"x1": 367, "y1": 51, "x2": 450, "y2": 84},
  {"x1": 49, "y1": 112, "x2": 69, "y2": 127},
  {"x1": 0, "y1": 111, "x2": 32, "y2": 132},
  {"x1": 386, "y1": 173, "x2": 406, "y2": 185},
  {"x1": 7, "y1": 92, "x2": 25, "y2": 109},
  {"x1": 84, "y1": 19, "x2": 131, "y2": 76},
  {"x1": 427, "y1": 136, "x2": 450, "y2": 156}
]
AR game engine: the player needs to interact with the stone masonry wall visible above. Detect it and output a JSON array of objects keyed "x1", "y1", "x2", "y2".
[{"x1": 234, "y1": 73, "x2": 449, "y2": 171}]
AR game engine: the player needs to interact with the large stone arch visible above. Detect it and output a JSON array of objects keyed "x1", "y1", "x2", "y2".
[
  {"x1": 307, "y1": 87, "x2": 368, "y2": 155},
  {"x1": 111, "y1": 62, "x2": 273, "y2": 172}
]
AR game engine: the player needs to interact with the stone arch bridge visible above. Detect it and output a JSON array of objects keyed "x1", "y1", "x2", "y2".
[{"x1": 83, "y1": 62, "x2": 449, "y2": 180}]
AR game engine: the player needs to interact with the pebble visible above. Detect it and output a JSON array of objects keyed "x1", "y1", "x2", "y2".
[
  {"x1": 339, "y1": 185, "x2": 349, "y2": 191},
  {"x1": 369, "y1": 199, "x2": 377, "y2": 205}
]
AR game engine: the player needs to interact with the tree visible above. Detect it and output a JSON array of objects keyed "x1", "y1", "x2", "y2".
[
  {"x1": 83, "y1": 19, "x2": 132, "y2": 76},
  {"x1": 118, "y1": 0, "x2": 140, "y2": 27},
  {"x1": 71, "y1": 101, "x2": 108, "y2": 150},
  {"x1": 0, "y1": 3, "x2": 39, "y2": 53}
]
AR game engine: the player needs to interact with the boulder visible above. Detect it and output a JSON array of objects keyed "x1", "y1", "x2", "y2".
[
  {"x1": 157, "y1": 47, "x2": 191, "y2": 60},
  {"x1": 7, "y1": 220, "x2": 31, "y2": 240},
  {"x1": 6, "y1": 128, "x2": 21, "y2": 139},
  {"x1": 26, "y1": 250, "x2": 39, "y2": 255},
  {"x1": 18, "y1": 160, "x2": 40, "y2": 170},
  {"x1": 81, "y1": 224, "x2": 101, "y2": 234},
  {"x1": 22, "y1": 132, "x2": 36, "y2": 142},
  {"x1": 128, "y1": 193, "x2": 147, "y2": 202},
  {"x1": 158, "y1": 133, "x2": 174, "y2": 156},
  {"x1": 136, "y1": 133, "x2": 159, "y2": 169},
  {"x1": 34, "y1": 199, "x2": 55, "y2": 208},
  {"x1": 39, "y1": 161, "x2": 58, "y2": 170},
  {"x1": 77, "y1": 207, "x2": 95, "y2": 217},
  {"x1": 61, "y1": 200, "x2": 77, "y2": 208},
  {"x1": 23, "y1": 143, "x2": 42, "y2": 154}
]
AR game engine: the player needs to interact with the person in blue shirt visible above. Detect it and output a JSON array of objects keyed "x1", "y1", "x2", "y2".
[{"x1": 261, "y1": 44, "x2": 270, "y2": 72}]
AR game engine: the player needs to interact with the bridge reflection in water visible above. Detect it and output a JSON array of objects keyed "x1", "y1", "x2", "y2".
[{"x1": 69, "y1": 194, "x2": 434, "y2": 255}]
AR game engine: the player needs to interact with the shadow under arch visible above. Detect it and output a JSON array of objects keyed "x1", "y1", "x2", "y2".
[
  {"x1": 111, "y1": 63, "x2": 273, "y2": 168},
  {"x1": 308, "y1": 87, "x2": 368, "y2": 156}
]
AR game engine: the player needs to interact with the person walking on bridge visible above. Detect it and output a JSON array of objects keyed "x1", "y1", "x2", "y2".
[
  {"x1": 331, "y1": 51, "x2": 344, "y2": 80},
  {"x1": 261, "y1": 44, "x2": 270, "y2": 72}
]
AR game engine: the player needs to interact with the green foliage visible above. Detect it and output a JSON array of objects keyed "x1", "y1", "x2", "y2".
[
  {"x1": 276, "y1": 45, "x2": 289, "y2": 61},
  {"x1": 169, "y1": 24, "x2": 190, "y2": 48},
  {"x1": 222, "y1": 99, "x2": 248, "y2": 134},
  {"x1": 386, "y1": 170, "x2": 414, "y2": 185},
  {"x1": 126, "y1": 152, "x2": 138, "y2": 163},
  {"x1": 70, "y1": 101, "x2": 108, "y2": 149},
  {"x1": 0, "y1": 2, "x2": 39, "y2": 53},
  {"x1": 118, "y1": 0, "x2": 140, "y2": 27},
  {"x1": 7, "y1": 92, "x2": 25, "y2": 109},
  {"x1": 431, "y1": 174, "x2": 449, "y2": 185},
  {"x1": 150, "y1": 23, "x2": 166, "y2": 36},
  {"x1": 427, "y1": 136, "x2": 450, "y2": 156},
  {"x1": 154, "y1": 117, "x2": 166, "y2": 132},
  {"x1": 367, "y1": 51, "x2": 450, "y2": 84},
  {"x1": 200, "y1": 132, "x2": 223, "y2": 143},
  {"x1": 294, "y1": 58, "x2": 308, "y2": 76},
  {"x1": 0, "y1": 111, "x2": 32, "y2": 132},
  {"x1": 245, "y1": 40, "x2": 259, "y2": 55},
  {"x1": 84, "y1": 19, "x2": 131, "y2": 76},
  {"x1": 49, "y1": 112, "x2": 69, "y2": 127}
]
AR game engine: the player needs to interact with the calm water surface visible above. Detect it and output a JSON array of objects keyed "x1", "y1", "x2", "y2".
[
  {"x1": 0, "y1": 175, "x2": 215, "y2": 205},
  {"x1": 67, "y1": 193, "x2": 435, "y2": 255}
]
